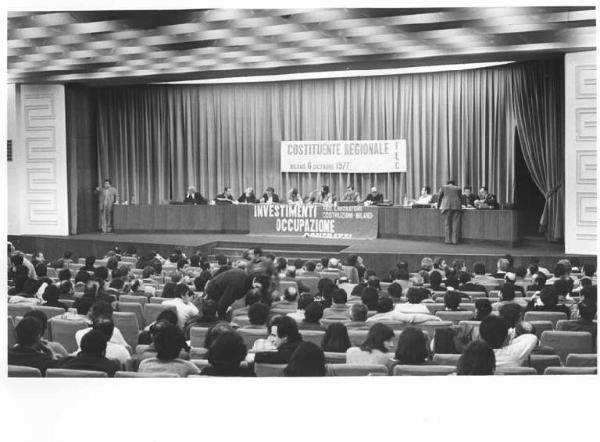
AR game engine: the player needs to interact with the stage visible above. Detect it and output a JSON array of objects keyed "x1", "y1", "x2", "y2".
[{"x1": 8, "y1": 232, "x2": 594, "y2": 279}]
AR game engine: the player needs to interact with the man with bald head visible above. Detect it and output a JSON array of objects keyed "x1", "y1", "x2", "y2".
[
  {"x1": 183, "y1": 185, "x2": 207, "y2": 205},
  {"x1": 363, "y1": 187, "x2": 384, "y2": 205}
]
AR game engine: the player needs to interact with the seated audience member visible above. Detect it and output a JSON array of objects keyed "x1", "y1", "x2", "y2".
[
  {"x1": 498, "y1": 303, "x2": 523, "y2": 333},
  {"x1": 35, "y1": 262, "x2": 47, "y2": 278},
  {"x1": 444, "y1": 290, "x2": 464, "y2": 311},
  {"x1": 255, "y1": 316, "x2": 303, "y2": 364},
  {"x1": 58, "y1": 330, "x2": 119, "y2": 377},
  {"x1": 553, "y1": 278, "x2": 574, "y2": 302},
  {"x1": 363, "y1": 187, "x2": 384, "y2": 205},
  {"x1": 162, "y1": 284, "x2": 200, "y2": 328},
  {"x1": 315, "y1": 278, "x2": 337, "y2": 308},
  {"x1": 183, "y1": 300, "x2": 220, "y2": 338},
  {"x1": 471, "y1": 262, "x2": 497, "y2": 286},
  {"x1": 479, "y1": 315, "x2": 537, "y2": 367},
  {"x1": 581, "y1": 262, "x2": 596, "y2": 283},
  {"x1": 9, "y1": 278, "x2": 42, "y2": 305},
  {"x1": 260, "y1": 187, "x2": 280, "y2": 203},
  {"x1": 431, "y1": 257, "x2": 447, "y2": 277},
  {"x1": 458, "y1": 272, "x2": 487, "y2": 295},
  {"x1": 493, "y1": 258, "x2": 510, "y2": 279},
  {"x1": 394, "y1": 288, "x2": 431, "y2": 314},
  {"x1": 321, "y1": 323, "x2": 351, "y2": 353},
  {"x1": 214, "y1": 186, "x2": 235, "y2": 204},
  {"x1": 201, "y1": 331, "x2": 254, "y2": 377},
  {"x1": 394, "y1": 326, "x2": 431, "y2": 365},
  {"x1": 432, "y1": 327, "x2": 460, "y2": 355},
  {"x1": 284, "y1": 342, "x2": 326, "y2": 377},
  {"x1": 83, "y1": 315, "x2": 130, "y2": 365},
  {"x1": 341, "y1": 185, "x2": 361, "y2": 203},
  {"x1": 429, "y1": 271, "x2": 445, "y2": 292},
  {"x1": 238, "y1": 187, "x2": 257, "y2": 204},
  {"x1": 387, "y1": 282, "x2": 403, "y2": 300},
  {"x1": 346, "y1": 323, "x2": 395, "y2": 369},
  {"x1": 361, "y1": 287, "x2": 380, "y2": 311},
  {"x1": 474, "y1": 298, "x2": 493, "y2": 321},
  {"x1": 347, "y1": 304, "x2": 370, "y2": 329},
  {"x1": 299, "y1": 302, "x2": 326, "y2": 331},
  {"x1": 377, "y1": 297, "x2": 394, "y2": 314},
  {"x1": 58, "y1": 268, "x2": 72, "y2": 282},
  {"x1": 82, "y1": 256, "x2": 96, "y2": 273},
  {"x1": 525, "y1": 286, "x2": 571, "y2": 319},
  {"x1": 138, "y1": 323, "x2": 200, "y2": 377},
  {"x1": 301, "y1": 260, "x2": 320, "y2": 278},
  {"x1": 456, "y1": 341, "x2": 495, "y2": 375},
  {"x1": 461, "y1": 186, "x2": 477, "y2": 208},
  {"x1": 323, "y1": 289, "x2": 351, "y2": 320},
  {"x1": 139, "y1": 310, "x2": 180, "y2": 345},
  {"x1": 239, "y1": 302, "x2": 270, "y2": 332},
  {"x1": 513, "y1": 266, "x2": 529, "y2": 291},
  {"x1": 75, "y1": 301, "x2": 129, "y2": 348},
  {"x1": 287, "y1": 293, "x2": 315, "y2": 322},
  {"x1": 474, "y1": 186, "x2": 499, "y2": 209},
  {"x1": 527, "y1": 273, "x2": 547, "y2": 292},
  {"x1": 8, "y1": 317, "x2": 58, "y2": 375},
  {"x1": 41, "y1": 285, "x2": 67, "y2": 311},
  {"x1": 557, "y1": 300, "x2": 597, "y2": 342},
  {"x1": 492, "y1": 284, "x2": 527, "y2": 310},
  {"x1": 413, "y1": 186, "x2": 433, "y2": 205},
  {"x1": 23, "y1": 310, "x2": 69, "y2": 359},
  {"x1": 504, "y1": 272, "x2": 525, "y2": 296}
]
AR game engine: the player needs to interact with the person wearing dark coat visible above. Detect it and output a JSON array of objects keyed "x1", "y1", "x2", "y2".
[{"x1": 204, "y1": 268, "x2": 252, "y2": 320}]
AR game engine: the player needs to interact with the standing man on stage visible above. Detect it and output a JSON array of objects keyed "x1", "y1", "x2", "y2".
[
  {"x1": 437, "y1": 179, "x2": 462, "y2": 244},
  {"x1": 96, "y1": 178, "x2": 118, "y2": 234}
]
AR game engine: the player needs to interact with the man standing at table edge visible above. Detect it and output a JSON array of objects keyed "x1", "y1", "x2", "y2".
[
  {"x1": 437, "y1": 179, "x2": 463, "y2": 245},
  {"x1": 96, "y1": 178, "x2": 119, "y2": 234}
]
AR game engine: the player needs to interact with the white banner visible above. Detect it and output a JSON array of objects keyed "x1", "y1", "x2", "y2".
[{"x1": 281, "y1": 139, "x2": 407, "y2": 173}]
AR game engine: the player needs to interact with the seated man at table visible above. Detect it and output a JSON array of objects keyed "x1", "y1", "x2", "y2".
[
  {"x1": 214, "y1": 186, "x2": 235, "y2": 204},
  {"x1": 183, "y1": 185, "x2": 207, "y2": 205},
  {"x1": 363, "y1": 187, "x2": 384, "y2": 205},
  {"x1": 413, "y1": 186, "x2": 433, "y2": 206},
  {"x1": 260, "y1": 187, "x2": 280, "y2": 203},
  {"x1": 341, "y1": 185, "x2": 361, "y2": 203},
  {"x1": 474, "y1": 186, "x2": 499, "y2": 209},
  {"x1": 237, "y1": 187, "x2": 257, "y2": 203},
  {"x1": 461, "y1": 186, "x2": 476, "y2": 208}
]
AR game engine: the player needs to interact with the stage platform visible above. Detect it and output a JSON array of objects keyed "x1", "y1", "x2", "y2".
[{"x1": 8, "y1": 232, "x2": 594, "y2": 279}]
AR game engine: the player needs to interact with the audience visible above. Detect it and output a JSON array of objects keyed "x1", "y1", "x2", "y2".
[
  {"x1": 201, "y1": 331, "x2": 254, "y2": 376},
  {"x1": 321, "y1": 323, "x2": 351, "y2": 353},
  {"x1": 479, "y1": 315, "x2": 537, "y2": 367},
  {"x1": 8, "y1": 317, "x2": 58, "y2": 375},
  {"x1": 299, "y1": 302, "x2": 326, "y2": 331},
  {"x1": 284, "y1": 342, "x2": 326, "y2": 377},
  {"x1": 346, "y1": 323, "x2": 395, "y2": 369},
  {"x1": 323, "y1": 288, "x2": 351, "y2": 319},
  {"x1": 58, "y1": 330, "x2": 119, "y2": 377},
  {"x1": 254, "y1": 316, "x2": 303, "y2": 364},
  {"x1": 457, "y1": 341, "x2": 496, "y2": 375},
  {"x1": 394, "y1": 326, "x2": 430, "y2": 366}
]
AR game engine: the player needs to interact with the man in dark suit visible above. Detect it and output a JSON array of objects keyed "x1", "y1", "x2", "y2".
[
  {"x1": 183, "y1": 186, "x2": 207, "y2": 205},
  {"x1": 437, "y1": 179, "x2": 463, "y2": 244},
  {"x1": 461, "y1": 186, "x2": 476, "y2": 207},
  {"x1": 260, "y1": 187, "x2": 280, "y2": 203}
]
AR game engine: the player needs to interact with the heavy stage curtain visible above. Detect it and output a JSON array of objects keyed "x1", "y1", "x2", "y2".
[
  {"x1": 510, "y1": 60, "x2": 565, "y2": 242},
  {"x1": 96, "y1": 63, "x2": 523, "y2": 207}
]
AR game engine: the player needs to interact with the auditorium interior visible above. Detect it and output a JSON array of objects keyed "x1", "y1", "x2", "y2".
[{"x1": 4, "y1": 3, "x2": 599, "y2": 393}]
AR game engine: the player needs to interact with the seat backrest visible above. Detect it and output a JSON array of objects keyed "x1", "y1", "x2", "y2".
[
  {"x1": 119, "y1": 294, "x2": 148, "y2": 305},
  {"x1": 380, "y1": 282, "x2": 392, "y2": 292},
  {"x1": 432, "y1": 353, "x2": 460, "y2": 366},
  {"x1": 435, "y1": 311, "x2": 475, "y2": 324},
  {"x1": 495, "y1": 366, "x2": 537, "y2": 375},
  {"x1": 527, "y1": 321, "x2": 555, "y2": 339},
  {"x1": 232, "y1": 316, "x2": 251, "y2": 327},
  {"x1": 342, "y1": 266, "x2": 360, "y2": 284},
  {"x1": 544, "y1": 366, "x2": 597, "y2": 375},
  {"x1": 190, "y1": 347, "x2": 209, "y2": 359},
  {"x1": 60, "y1": 299, "x2": 76, "y2": 309},
  {"x1": 254, "y1": 363, "x2": 286, "y2": 377},
  {"x1": 34, "y1": 306, "x2": 66, "y2": 320},
  {"x1": 465, "y1": 292, "x2": 487, "y2": 299},
  {"x1": 8, "y1": 365, "x2": 42, "y2": 377},
  {"x1": 143, "y1": 303, "x2": 177, "y2": 327},
  {"x1": 565, "y1": 353, "x2": 597, "y2": 367},
  {"x1": 114, "y1": 371, "x2": 179, "y2": 378},
  {"x1": 393, "y1": 365, "x2": 456, "y2": 376},
  {"x1": 7, "y1": 316, "x2": 16, "y2": 348},
  {"x1": 425, "y1": 303, "x2": 446, "y2": 315},
  {"x1": 112, "y1": 312, "x2": 140, "y2": 349},
  {"x1": 8, "y1": 304, "x2": 34, "y2": 318},
  {"x1": 528, "y1": 354, "x2": 562, "y2": 375},
  {"x1": 323, "y1": 352, "x2": 347, "y2": 363},
  {"x1": 320, "y1": 319, "x2": 351, "y2": 328},
  {"x1": 238, "y1": 328, "x2": 268, "y2": 348},
  {"x1": 416, "y1": 321, "x2": 454, "y2": 340},
  {"x1": 149, "y1": 297, "x2": 165, "y2": 304},
  {"x1": 540, "y1": 331, "x2": 594, "y2": 364},
  {"x1": 277, "y1": 280, "x2": 298, "y2": 293},
  {"x1": 488, "y1": 290, "x2": 500, "y2": 298},
  {"x1": 48, "y1": 318, "x2": 89, "y2": 353},
  {"x1": 296, "y1": 277, "x2": 320, "y2": 295},
  {"x1": 190, "y1": 327, "x2": 210, "y2": 348},
  {"x1": 347, "y1": 330, "x2": 369, "y2": 346},
  {"x1": 326, "y1": 363, "x2": 388, "y2": 376},
  {"x1": 191, "y1": 359, "x2": 211, "y2": 370},
  {"x1": 300, "y1": 330, "x2": 325, "y2": 346},
  {"x1": 46, "y1": 368, "x2": 109, "y2": 378},
  {"x1": 524, "y1": 311, "x2": 568, "y2": 327},
  {"x1": 117, "y1": 302, "x2": 145, "y2": 329}
]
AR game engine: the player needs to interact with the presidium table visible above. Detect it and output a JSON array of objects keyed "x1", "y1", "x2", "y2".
[{"x1": 113, "y1": 204, "x2": 519, "y2": 246}]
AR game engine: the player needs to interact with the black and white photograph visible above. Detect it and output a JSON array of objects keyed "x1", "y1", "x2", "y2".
[{"x1": 2, "y1": 1, "x2": 598, "y2": 440}]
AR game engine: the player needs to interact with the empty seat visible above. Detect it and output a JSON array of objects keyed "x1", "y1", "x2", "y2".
[
  {"x1": 347, "y1": 330, "x2": 369, "y2": 346},
  {"x1": 46, "y1": 368, "x2": 109, "y2": 378},
  {"x1": 34, "y1": 306, "x2": 66, "y2": 320},
  {"x1": 7, "y1": 316, "x2": 16, "y2": 348},
  {"x1": 425, "y1": 304, "x2": 446, "y2": 315},
  {"x1": 327, "y1": 363, "x2": 388, "y2": 376},
  {"x1": 112, "y1": 312, "x2": 141, "y2": 349},
  {"x1": 323, "y1": 352, "x2": 346, "y2": 363},
  {"x1": 544, "y1": 367, "x2": 597, "y2": 375},
  {"x1": 8, "y1": 304, "x2": 33, "y2": 318},
  {"x1": 8, "y1": 365, "x2": 42, "y2": 377},
  {"x1": 119, "y1": 294, "x2": 148, "y2": 305},
  {"x1": 190, "y1": 327, "x2": 210, "y2": 348},
  {"x1": 393, "y1": 365, "x2": 456, "y2": 376},
  {"x1": 255, "y1": 363, "x2": 286, "y2": 377},
  {"x1": 566, "y1": 354, "x2": 597, "y2": 367},
  {"x1": 435, "y1": 311, "x2": 474, "y2": 324},
  {"x1": 238, "y1": 328, "x2": 268, "y2": 349},
  {"x1": 540, "y1": 331, "x2": 594, "y2": 364},
  {"x1": 300, "y1": 330, "x2": 325, "y2": 346},
  {"x1": 114, "y1": 371, "x2": 179, "y2": 378},
  {"x1": 527, "y1": 321, "x2": 554, "y2": 339},
  {"x1": 143, "y1": 304, "x2": 177, "y2": 326},
  {"x1": 495, "y1": 366, "x2": 537, "y2": 375},
  {"x1": 117, "y1": 302, "x2": 145, "y2": 329},
  {"x1": 524, "y1": 311, "x2": 568, "y2": 328},
  {"x1": 48, "y1": 318, "x2": 89, "y2": 353},
  {"x1": 528, "y1": 354, "x2": 562, "y2": 375},
  {"x1": 432, "y1": 354, "x2": 460, "y2": 366}
]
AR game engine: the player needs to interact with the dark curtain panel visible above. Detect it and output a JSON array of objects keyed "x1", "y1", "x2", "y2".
[
  {"x1": 510, "y1": 59, "x2": 565, "y2": 242},
  {"x1": 95, "y1": 63, "x2": 520, "y2": 206}
]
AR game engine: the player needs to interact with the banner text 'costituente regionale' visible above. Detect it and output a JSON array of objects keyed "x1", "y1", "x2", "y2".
[{"x1": 281, "y1": 139, "x2": 407, "y2": 173}]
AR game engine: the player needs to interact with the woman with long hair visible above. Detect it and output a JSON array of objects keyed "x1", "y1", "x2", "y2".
[
  {"x1": 284, "y1": 341, "x2": 326, "y2": 377},
  {"x1": 321, "y1": 322, "x2": 351, "y2": 353},
  {"x1": 346, "y1": 323, "x2": 395, "y2": 369}
]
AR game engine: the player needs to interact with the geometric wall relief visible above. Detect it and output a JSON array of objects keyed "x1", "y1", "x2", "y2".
[
  {"x1": 576, "y1": 192, "x2": 597, "y2": 226},
  {"x1": 23, "y1": 94, "x2": 55, "y2": 128},
  {"x1": 576, "y1": 150, "x2": 597, "y2": 184},
  {"x1": 26, "y1": 160, "x2": 57, "y2": 190},
  {"x1": 575, "y1": 65, "x2": 597, "y2": 99},
  {"x1": 25, "y1": 128, "x2": 56, "y2": 160},
  {"x1": 575, "y1": 108, "x2": 597, "y2": 141},
  {"x1": 27, "y1": 196, "x2": 58, "y2": 225}
]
